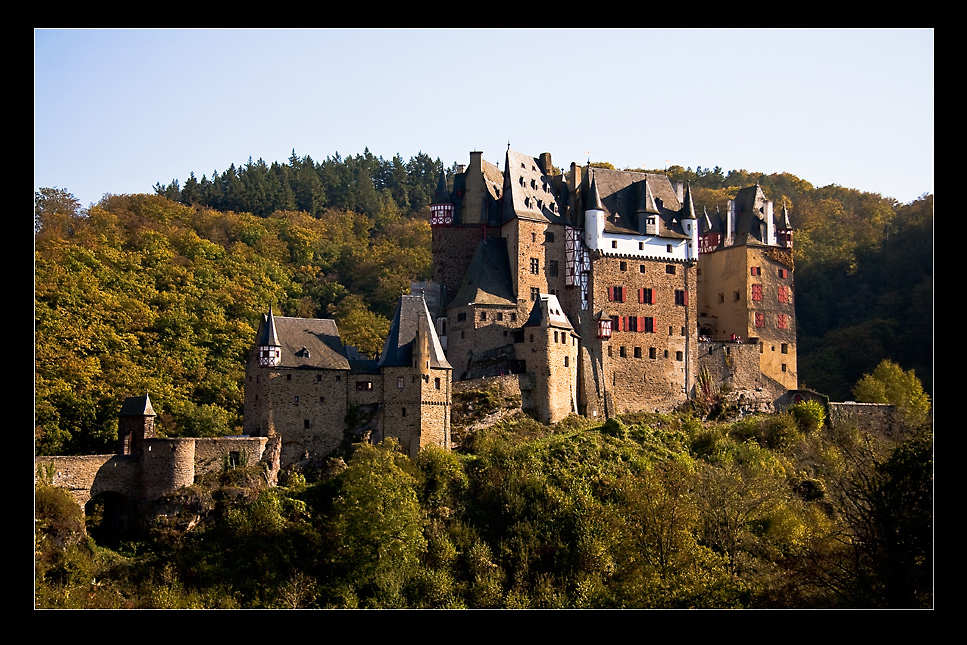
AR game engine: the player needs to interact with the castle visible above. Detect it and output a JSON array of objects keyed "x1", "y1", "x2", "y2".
[{"x1": 243, "y1": 148, "x2": 798, "y2": 466}]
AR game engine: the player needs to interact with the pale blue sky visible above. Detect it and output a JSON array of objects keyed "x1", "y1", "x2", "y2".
[{"x1": 34, "y1": 28, "x2": 934, "y2": 209}]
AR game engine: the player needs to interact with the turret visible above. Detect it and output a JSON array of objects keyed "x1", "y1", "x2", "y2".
[
  {"x1": 430, "y1": 169, "x2": 454, "y2": 227},
  {"x1": 680, "y1": 181, "x2": 699, "y2": 261},
  {"x1": 258, "y1": 306, "x2": 282, "y2": 367},
  {"x1": 117, "y1": 393, "x2": 156, "y2": 456},
  {"x1": 777, "y1": 205, "x2": 794, "y2": 248},
  {"x1": 584, "y1": 173, "x2": 606, "y2": 251}
]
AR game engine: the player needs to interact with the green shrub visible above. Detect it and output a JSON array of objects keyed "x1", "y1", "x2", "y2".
[{"x1": 789, "y1": 400, "x2": 826, "y2": 434}]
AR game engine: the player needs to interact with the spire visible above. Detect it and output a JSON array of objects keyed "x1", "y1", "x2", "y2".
[
  {"x1": 587, "y1": 172, "x2": 604, "y2": 212},
  {"x1": 778, "y1": 204, "x2": 793, "y2": 230},
  {"x1": 431, "y1": 168, "x2": 450, "y2": 205},
  {"x1": 681, "y1": 181, "x2": 697, "y2": 219},
  {"x1": 260, "y1": 306, "x2": 281, "y2": 347}
]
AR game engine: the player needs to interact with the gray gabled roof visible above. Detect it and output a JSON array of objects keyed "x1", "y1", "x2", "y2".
[
  {"x1": 256, "y1": 312, "x2": 351, "y2": 370},
  {"x1": 585, "y1": 168, "x2": 688, "y2": 239},
  {"x1": 378, "y1": 295, "x2": 451, "y2": 370},
  {"x1": 502, "y1": 149, "x2": 567, "y2": 225},
  {"x1": 447, "y1": 236, "x2": 516, "y2": 309}
]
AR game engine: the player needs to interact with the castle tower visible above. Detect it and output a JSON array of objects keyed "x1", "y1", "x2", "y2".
[
  {"x1": 697, "y1": 185, "x2": 797, "y2": 390},
  {"x1": 117, "y1": 393, "x2": 156, "y2": 456},
  {"x1": 378, "y1": 295, "x2": 453, "y2": 457},
  {"x1": 430, "y1": 169, "x2": 454, "y2": 227},
  {"x1": 518, "y1": 294, "x2": 579, "y2": 424},
  {"x1": 257, "y1": 306, "x2": 282, "y2": 367}
]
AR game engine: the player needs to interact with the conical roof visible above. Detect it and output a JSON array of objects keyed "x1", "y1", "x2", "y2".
[{"x1": 119, "y1": 393, "x2": 156, "y2": 417}]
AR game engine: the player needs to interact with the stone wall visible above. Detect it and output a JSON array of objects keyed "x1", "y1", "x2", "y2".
[
  {"x1": 35, "y1": 435, "x2": 280, "y2": 512},
  {"x1": 245, "y1": 365, "x2": 352, "y2": 465},
  {"x1": 828, "y1": 402, "x2": 898, "y2": 436},
  {"x1": 589, "y1": 254, "x2": 698, "y2": 413}
]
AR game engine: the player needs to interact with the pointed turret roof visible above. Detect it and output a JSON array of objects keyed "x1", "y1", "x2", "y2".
[
  {"x1": 259, "y1": 306, "x2": 281, "y2": 347},
  {"x1": 778, "y1": 205, "x2": 793, "y2": 230},
  {"x1": 378, "y1": 295, "x2": 451, "y2": 370},
  {"x1": 681, "y1": 181, "x2": 697, "y2": 220},
  {"x1": 587, "y1": 173, "x2": 605, "y2": 212},
  {"x1": 119, "y1": 393, "x2": 156, "y2": 418},
  {"x1": 431, "y1": 169, "x2": 451, "y2": 205}
]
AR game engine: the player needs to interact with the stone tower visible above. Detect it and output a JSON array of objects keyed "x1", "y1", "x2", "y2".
[{"x1": 117, "y1": 393, "x2": 156, "y2": 456}]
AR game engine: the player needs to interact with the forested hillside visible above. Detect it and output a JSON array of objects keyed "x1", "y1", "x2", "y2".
[
  {"x1": 36, "y1": 402, "x2": 933, "y2": 608},
  {"x1": 35, "y1": 150, "x2": 933, "y2": 453},
  {"x1": 34, "y1": 150, "x2": 933, "y2": 609}
]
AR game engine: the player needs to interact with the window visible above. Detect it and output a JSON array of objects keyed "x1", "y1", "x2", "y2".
[
  {"x1": 666, "y1": 265, "x2": 676, "y2": 275},
  {"x1": 497, "y1": 312, "x2": 504, "y2": 321},
  {"x1": 545, "y1": 231, "x2": 555, "y2": 243},
  {"x1": 676, "y1": 351, "x2": 684, "y2": 361},
  {"x1": 434, "y1": 377, "x2": 441, "y2": 390},
  {"x1": 675, "y1": 289, "x2": 688, "y2": 306},
  {"x1": 649, "y1": 347, "x2": 657, "y2": 359},
  {"x1": 294, "y1": 396, "x2": 299, "y2": 404},
  {"x1": 755, "y1": 312, "x2": 765, "y2": 328},
  {"x1": 751, "y1": 284, "x2": 763, "y2": 301},
  {"x1": 778, "y1": 285, "x2": 790, "y2": 303},
  {"x1": 356, "y1": 381, "x2": 373, "y2": 391},
  {"x1": 643, "y1": 317, "x2": 655, "y2": 333},
  {"x1": 634, "y1": 347, "x2": 642, "y2": 358},
  {"x1": 457, "y1": 312, "x2": 467, "y2": 322},
  {"x1": 639, "y1": 242, "x2": 644, "y2": 250},
  {"x1": 319, "y1": 396, "x2": 325, "y2": 403},
  {"x1": 511, "y1": 313, "x2": 517, "y2": 322},
  {"x1": 530, "y1": 258, "x2": 540, "y2": 274},
  {"x1": 398, "y1": 376, "x2": 405, "y2": 389},
  {"x1": 777, "y1": 314, "x2": 788, "y2": 329},
  {"x1": 480, "y1": 311, "x2": 487, "y2": 321},
  {"x1": 564, "y1": 355, "x2": 569, "y2": 367},
  {"x1": 316, "y1": 374, "x2": 322, "y2": 382},
  {"x1": 620, "y1": 261, "x2": 627, "y2": 271},
  {"x1": 778, "y1": 268, "x2": 788, "y2": 279},
  {"x1": 639, "y1": 288, "x2": 654, "y2": 304},
  {"x1": 751, "y1": 266, "x2": 761, "y2": 276},
  {"x1": 619, "y1": 346, "x2": 627, "y2": 358},
  {"x1": 781, "y1": 343, "x2": 788, "y2": 354},
  {"x1": 531, "y1": 287, "x2": 540, "y2": 301},
  {"x1": 608, "y1": 286, "x2": 626, "y2": 302},
  {"x1": 612, "y1": 240, "x2": 618, "y2": 249},
  {"x1": 666, "y1": 244, "x2": 673, "y2": 253},
  {"x1": 639, "y1": 264, "x2": 646, "y2": 273},
  {"x1": 549, "y1": 260, "x2": 559, "y2": 277}
]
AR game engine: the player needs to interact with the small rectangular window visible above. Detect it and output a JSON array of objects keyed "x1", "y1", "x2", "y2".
[
  {"x1": 666, "y1": 265, "x2": 676, "y2": 274},
  {"x1": 530, "y1": 258, "x2": 540, "y2": 274}
]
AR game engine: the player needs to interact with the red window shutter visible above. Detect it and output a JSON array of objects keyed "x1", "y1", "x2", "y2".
[
  {"x1": 638, "y1": 316, "x2": 645, "y2": 332},
  {"x1": 683, "y1": 290, "x2": 688, "y2": 305},
  {"x1": 638, "y1": 288, "x2": 644, "y2": 304},
  {"x1": 608, "y1": 286, "x2": 614, "y2": 302}
]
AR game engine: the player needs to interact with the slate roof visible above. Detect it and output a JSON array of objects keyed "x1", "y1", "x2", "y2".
[
  {"x1": 447, "y1": 237, "x2": 517, "y2": 309},
  {"x1": 502, "y1": 149, "x2": 567, "y2": 225},
  {"x1": 732, "y1": 184, "x2": 771, "y2": 244},
  {"x1": 119, "y1": 394, "x2": 156, "y2": 417},
  {"x1": 584, "y1": 168, "x2": 688, "y2": 239},
  {"x1": 258, "y1": 311, "x2": 351, "y2": 370},
  {"x1": 523, "y1": 293, "x2": 577, "y2": 333},
  {"x1": 379, "y1": 295, "x2": 451, "y2": 370}
]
